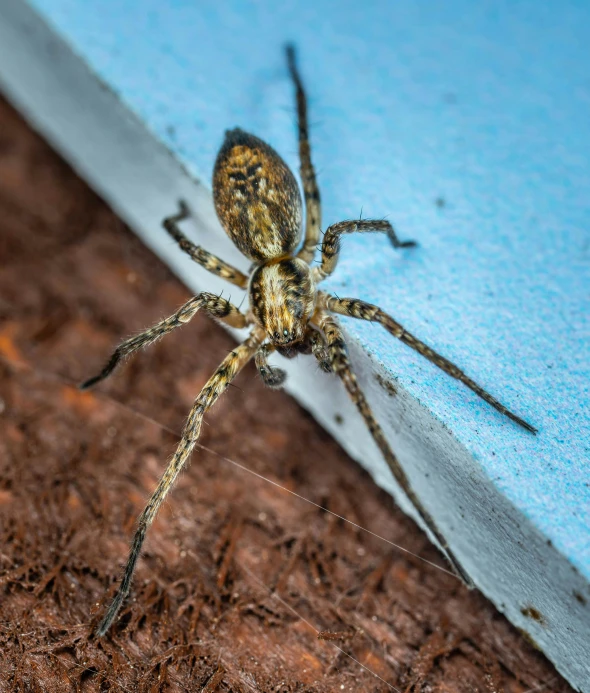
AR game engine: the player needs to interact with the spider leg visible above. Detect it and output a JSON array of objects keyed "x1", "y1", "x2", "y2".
[
  {"x1": 95, "y1": 330, "x2": 263, "y2": 636},
  {"x1": 286, "y1": 45, "x2": 322, "y2": 265},
  {"x1": 313, "y1": 219, "x2": 416, "y2": 282},
  {"x1": 321, "y1": 293, "x2": 537, "y2": 433},
  {"x1": 255, "y1": 343, "x2": 287, "y2": 388},
  {"x1": 307, "y1": 327, "x2": 332, "y2": 373},
  {"x1": 314, "y1": 312, "x2": 473, "y2": 587},
  {"x1": 163, "y1": 200, "x2": 249, "y2": 288},
  {"x1": 80, "y1": 293, "x2": 248, "y2": 390}
]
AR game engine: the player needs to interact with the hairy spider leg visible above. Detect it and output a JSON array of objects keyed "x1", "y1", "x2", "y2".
[
  {"x1": 286, "y1": 45, "x2": 322, "y2": 265},
  {"x1": 80, "y1": 293, "x2": 247, "y2": 390},
  {"x1": 322, "y1": 294, "x2": 537, "y2": 434},
  {"x1": 314, "y1": 312, "x2": 474, "y2": 587},
  {"x1": 308, "y1": 328, "x2": 332, "y2": 373},
  {"x1": 255, "y1": 343, "x2": 287, "y2": 388},
  {"x1": 313, "y1": 219, "x2": 416, "y2": 282},
  {"x1": 163, "y1": 200, "x2": 249, "y2": 289},
  {"x1": 95, "y1": 331, "x2": 263, "y2": 636}
]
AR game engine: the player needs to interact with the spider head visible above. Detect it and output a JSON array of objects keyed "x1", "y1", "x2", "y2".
[{"x1": 249, "y1": 258, "x2": 315, "y2": 347}]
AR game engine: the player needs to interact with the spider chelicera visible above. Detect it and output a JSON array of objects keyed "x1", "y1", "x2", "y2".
[{"x1": 83, "y1": 45, "x2": 536, "y2": 636}]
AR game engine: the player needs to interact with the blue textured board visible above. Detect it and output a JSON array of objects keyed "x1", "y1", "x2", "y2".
[
  {"x1": 30, "y1": 0, "x2": 589, "y2": 582},
  {"x1": 2, "y1": 0, "x2": 589, "y2": 686}
]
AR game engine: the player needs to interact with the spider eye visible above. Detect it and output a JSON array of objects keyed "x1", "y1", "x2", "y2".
[{"x1": 283, "y1": 329, "x2": 289, "y2": 337}]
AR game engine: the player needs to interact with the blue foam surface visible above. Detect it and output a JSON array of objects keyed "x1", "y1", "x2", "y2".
[{"x1": 30, "y1": 0, "x2": 590, "y2": 576}]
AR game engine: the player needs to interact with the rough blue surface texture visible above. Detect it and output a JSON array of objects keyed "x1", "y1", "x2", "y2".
[{"x1": 29, "y1": 0, "x2": 590, "y2": 577}]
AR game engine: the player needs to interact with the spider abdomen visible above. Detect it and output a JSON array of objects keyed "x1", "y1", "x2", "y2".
[{"x1": 213, "y1": 129, "x2": 303, "y2": 263}]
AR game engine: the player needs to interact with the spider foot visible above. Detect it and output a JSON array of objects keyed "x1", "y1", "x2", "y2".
[
  {"x1": 387, "y1": 229, "x2": 418, "y2": 249},
  {"x1": 259, "y1": 365, "x2": 287, "y2": 389},
  {"x1": 316, "y1": 357, "x2": 332, "y2": 373},
  {"x1": 79, "y1": 375, "x2": 100, "y2": 390},
  {"x1": 163, "y1": 199, "x2": 191, "y2": 227},
  {"x1": 176, "y1": 198, "x2": 190, "y2": 218}
]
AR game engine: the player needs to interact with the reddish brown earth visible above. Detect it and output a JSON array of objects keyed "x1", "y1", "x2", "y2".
[{"x1": 0, "y1": 96, "x2": 572, "y2": 692}]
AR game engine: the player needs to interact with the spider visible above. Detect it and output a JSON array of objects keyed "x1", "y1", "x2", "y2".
[{"x1": 83, "y1": 45, "x2": 536, "y2": 637}]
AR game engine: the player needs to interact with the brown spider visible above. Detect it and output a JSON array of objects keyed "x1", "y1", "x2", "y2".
[{"x1": 83, "y1": 45, "x2": 536, "y2": 636}]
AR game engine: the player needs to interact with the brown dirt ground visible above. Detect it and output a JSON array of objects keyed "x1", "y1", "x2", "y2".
[{"x1": 0, "y1": 96, "x2": 574, "y2": 693}]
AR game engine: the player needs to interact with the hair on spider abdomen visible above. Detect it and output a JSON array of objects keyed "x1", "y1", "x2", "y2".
[
  {"x1": 213, "y1": 128, "x2": 303, "y2": 262},
  {"x1": 83, "y1": 44, "x2": 537, "y2": 637}
]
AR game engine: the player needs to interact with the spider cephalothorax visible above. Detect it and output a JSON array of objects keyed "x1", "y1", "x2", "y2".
[
  {"x1": 249, "y1": 258, "x2": 316, "y2": 346},
  {"x1": 83, "y1": 45, "x2": 536, "y2": 637}
]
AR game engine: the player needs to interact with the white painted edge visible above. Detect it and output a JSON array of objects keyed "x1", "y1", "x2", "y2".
[{"x1": 0, "y1": 1, "x2": 587, "y2": 688}]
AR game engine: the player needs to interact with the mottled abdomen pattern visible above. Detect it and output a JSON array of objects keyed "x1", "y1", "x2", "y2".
[{"x1": 213, "y1": 128, "x2": 303, "y2": 262}]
